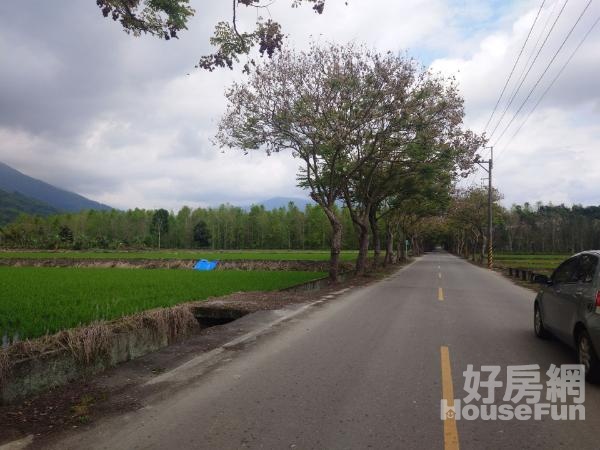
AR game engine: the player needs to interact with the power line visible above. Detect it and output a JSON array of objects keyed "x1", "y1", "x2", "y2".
[
  {"x1": 487, "y1": 0, "x2": 570, "y2": 141},
  {"x1": 504, "y1": 0, "x2": 560, "y2": 122},
  {"x1": 517, "y1": 0, "x2": 560, "y2": 87},
  {"x1": 496, "y1": 14, "x2": 600, "y2": 160},
  {"x1": 492, "y1": 0, "x2": 593, "y2": 148},
  {"x1": 483, "y1": 0, "x2": 546, "y2": 134},
  {"x1": 488, "y1": 0, "x2": 569, "y2": 140}
]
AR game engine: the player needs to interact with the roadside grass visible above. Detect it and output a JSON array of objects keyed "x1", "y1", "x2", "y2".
[
  {"x1": 0, "y1": 249, "x2": 359, "y2": 262},
  {"x1": 494, "y1": 253, "x2": 569, "y2": 259},
  {"x1": 494, "y1": 253, "x2": 570, "y2": 272},
  {"x1": 0, "y1": 267, "x2": 326, "y2": 341}
]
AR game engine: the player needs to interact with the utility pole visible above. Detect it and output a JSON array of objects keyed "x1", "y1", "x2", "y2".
[{"x1": 475, "y1": 146, "x2": 494, "y2": 269}]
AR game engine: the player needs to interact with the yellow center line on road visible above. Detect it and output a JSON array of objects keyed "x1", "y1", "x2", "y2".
[
  {"x1": 441, "y1": 346, "x2": 460, "y2": 450},
  {"x1": 438, "y1": 287, "x2": 444, "y2": 301}
]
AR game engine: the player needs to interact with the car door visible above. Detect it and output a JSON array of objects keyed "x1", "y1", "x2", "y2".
[
  {"x1": 544, "y1": 257, "x2": 579, "y2": 338},
  {"x1": 553, "y1": 255, "x2": 600, "y2": 344},
  {"x1": 573, "y1": 253, "x2": 599, "y2": 323}
]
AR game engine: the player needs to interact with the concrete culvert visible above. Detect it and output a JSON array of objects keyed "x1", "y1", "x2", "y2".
[{"x1": 192, "y1": 306, "x2": 249, "y2": 328}]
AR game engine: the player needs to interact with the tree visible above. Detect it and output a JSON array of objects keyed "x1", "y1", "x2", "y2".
[
  {"x1": 193, "y1": 220, "x2": 211, "y2": 247},
  {"x1": 58, "y1": 225, "x2": 74, "y2": 245},
  {"x1": 342, "y1": 94, "x2": 482, "y2": 273},
  {"x1": 446, "y1": 187, "x2": 503, "y2": 261},
  {"x1": 97, "y1": 0, "x2": 329, "y2": 72},
  {"x1": 151, "y1": 208, "x2": 170, "y2": 249},
  {"x1": 376, "y1": 164, "x2": 450, "y2": 264},
  {"x1": 217, "y1": 43, "x2": 420, "y2": 281}
]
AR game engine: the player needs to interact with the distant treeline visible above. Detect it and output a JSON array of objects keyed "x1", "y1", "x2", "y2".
[
  {"x1": 495, "y1": 203, "x2": 600, "y2": 254},
  {"x1": 442, "y1": 187, "x2": 600, "y2": 261},
  {"x1": 0, "y1": 203, "x2": 363, "y2": 251},
  {"x1": 6, "y1": 187, "x2": 599, "y2": 260}
]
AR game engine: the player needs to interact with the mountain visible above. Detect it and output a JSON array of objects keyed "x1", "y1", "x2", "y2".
[
  {"x1": 0, "y1": 162, "x2": 112, "y2": 212},
  {"x1": 250, "y1": 197, "x2": 314, "y2": 211},
  {"x1": 0, "y1": 189, "x2": 60, "y2": 225}
]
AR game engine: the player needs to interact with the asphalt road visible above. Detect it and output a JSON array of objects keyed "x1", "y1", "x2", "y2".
[{"x1": 46, "y1": 252, "x2": 600, "y2": 449}]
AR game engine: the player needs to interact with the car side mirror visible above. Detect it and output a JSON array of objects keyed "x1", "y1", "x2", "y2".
[{"x1": 533, "y1": 274, "x2": 550, "y2": 285}]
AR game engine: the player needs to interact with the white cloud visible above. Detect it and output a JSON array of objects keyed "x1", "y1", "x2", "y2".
[
  {"x1": 1, "y1": 0, "x2": 599, "y2": 210},
  {"x1": 431, "y1": 0, "x2": 600, "y2": 206}
]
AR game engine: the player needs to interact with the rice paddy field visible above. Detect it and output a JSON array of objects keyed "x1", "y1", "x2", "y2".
[
  {"x1": 0, "y1": 250, "x2": 359, "y2": 262},
  {"x1": 494, "y1": 253, "x2": 570, "y2": 272},
  {"x1": 0, "y1": 267, "x2": 326, "y2": 341}
]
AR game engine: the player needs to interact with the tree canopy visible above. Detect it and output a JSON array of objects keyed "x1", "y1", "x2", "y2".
[
  {"x1": 151, "y1": 208, "x2": 170, "y2": 249},
  {"x1": 217, "y1": 42, "x2": 482, "y2": 279},
  {"x1": 97, "y1": 0, "x2": 330, "y2": 72}
]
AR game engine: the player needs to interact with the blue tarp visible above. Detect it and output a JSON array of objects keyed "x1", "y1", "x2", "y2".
[{"x1": 193, "y1": 259, "x2": 218, "y2": 271}]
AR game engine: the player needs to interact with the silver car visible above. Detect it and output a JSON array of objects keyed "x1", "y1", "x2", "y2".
[{"x1": 534, "y1": 251, "x2": 600, "y2": 382}]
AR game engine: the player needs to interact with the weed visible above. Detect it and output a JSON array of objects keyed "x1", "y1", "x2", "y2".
[{"x1": 71, "y1": 394, "x2": 95, "y2": 421}]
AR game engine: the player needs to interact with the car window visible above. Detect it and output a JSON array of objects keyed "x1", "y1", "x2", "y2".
[
  {"x1": 552, "y1": 257, "x2": 579, "y2": 284},
  {"x1": 577, "y1": 254, "x2": 598, "y2": 283}
]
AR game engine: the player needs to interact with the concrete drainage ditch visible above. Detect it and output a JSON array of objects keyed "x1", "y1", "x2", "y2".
[
  {"x1": 192, "y1": 306, "x2": 249, "y2": 328},
  {"x1": 0, "y1": 307, "x2": 252, "y2": 404}
]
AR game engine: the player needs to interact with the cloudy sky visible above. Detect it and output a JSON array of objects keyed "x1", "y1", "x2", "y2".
[{"x1": 1, "y1": 0, "x2": 599, "y2": 210}]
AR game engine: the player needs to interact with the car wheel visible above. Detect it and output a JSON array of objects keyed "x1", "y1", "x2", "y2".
[
  {"x1": 577, "y1": 330, "x2": 600, "y2": 383},
  {"x1": 534, "y1": 303, "x2": 550, "y2": 339}
]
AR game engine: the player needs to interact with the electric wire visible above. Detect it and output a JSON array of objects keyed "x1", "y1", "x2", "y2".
[
  {"x1": 492, "y1": 0, "x2": 593, "y2": 147},
  {"x1": 483, "y1": 0, "x2": 547, "y2": 134},
  {"x1": 487, "y1": 0, "x2": 570, "y2": 141},
  {"x1": 496, "y1": 14, "x2": 600, "y2": 160}
]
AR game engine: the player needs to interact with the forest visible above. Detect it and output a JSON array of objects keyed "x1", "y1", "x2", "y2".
[
  {"x1": 0, "y1": 203, "x2": 357, "y2": 251},
  {"x1": 496, "y1": 203, "x2": 600, "y2": 254},
  {"x1": 3, "y1": 189, "x2": 599, "y2": 262}
]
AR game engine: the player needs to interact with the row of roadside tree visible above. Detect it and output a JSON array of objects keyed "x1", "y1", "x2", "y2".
[{"x1": 215, "y1": 43, "x2": 483, "y2": 280}]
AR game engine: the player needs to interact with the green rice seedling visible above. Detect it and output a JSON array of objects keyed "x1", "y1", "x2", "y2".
[{"x1": 0, "y1": 268, "x2": 325, "y2": 341}]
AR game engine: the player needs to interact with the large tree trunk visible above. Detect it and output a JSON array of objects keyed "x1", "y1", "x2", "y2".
[
  {"x1": 411, "y1": 236, "x2": 418, "y2": 256},
  {"x1": 343, "y1": 194, "x2": 371, "y2": 276},
  {"x1": 384, "y1": 224, "x2": 394, "y2": 266},
  {"x1": 398, "y1": 231, "x2": 407, "y2": 262},
  {"x1": 355, "y1": 221, "x2": 370, "y2": 275},
  {"x1": 323, "y1": 207, "x2": 342, "y2": 283},
  {"x1": 369, "y1": 209, "x2": 381, "y2": 268},
  {"x1": 398, "y1": 233, "x2": 408, "y2": 262}
]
